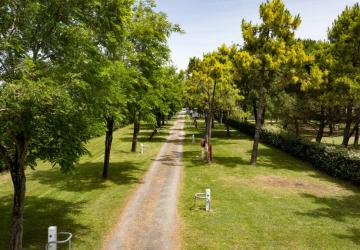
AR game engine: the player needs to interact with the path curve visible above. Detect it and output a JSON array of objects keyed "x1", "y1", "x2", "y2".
[{"x1": 104, "y1": 111, "x2": 185, "y2": 250}]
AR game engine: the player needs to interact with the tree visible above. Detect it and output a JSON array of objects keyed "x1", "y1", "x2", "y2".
[
  {"x1": 88, "y1": 0, "x2": 134, "y2": 179},
  {"x1": 185, "y1": 45, "x2": 241, "y2": 162},
  {"x1": 126, "y1": 1, "x2": 181, "y2": 152},
  {"x1": 328, "y1": 3, "x2": 360, "y2": 147},
  {"x1": 238, "y1": 0, "x2": 304, "y2": 164},
  {"x1": 0, "y1": 0, "x2": 132, "y2": 248}
]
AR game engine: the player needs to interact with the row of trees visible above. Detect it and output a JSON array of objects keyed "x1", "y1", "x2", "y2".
[
  {"x1": 184, "y1": 1, "x2": 360, "y2": 164},
  {"x1": 0, "y1": 0, "x2": 183, "y2": 249}
]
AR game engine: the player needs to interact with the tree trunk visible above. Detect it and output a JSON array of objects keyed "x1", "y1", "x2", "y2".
[
  {"x1": 9, "y1": 162, "x2": 26, "y2": 250},
  {"x1": 252, "y1": 99, "x2": 257, "y2": 121},
  {"x1": 131, "y1": 120, "x2": 140, "y2": 152},
  {"x1": 316, "y1": 107, "x2": 325, "y2": 143},
  {"x1": 250, "y1": 84, "x2": 265, "y2": 165},
  {"x1": 226, "y1": 111, "x2": 230, "y2": 136},
  {"x1": 342, "y1": 101, "x2": 353, "y2": 147},
  {"x1": 156, "y1": 113, "x2": 161, "y2": 128},
  {"x1": 261, "y1": 106, "x2": 266, "y2": 125},
  {"x1": 103, "y1": 117, "x2": 114, "y2": 179},
  {"x1": 149, "y1": 129, "x2": 158, "y2": 141},
  {"x1": 328, "y1": 123, "x2": 334, "y2": 136},
  {"x1": 205, "y1": 112, "x2": 210, "y2": 139},
  {"x1": 316, "y1": 119, "x2": 325, "y2": 143},
  {"x1": 294, "y1": 119, "x2": 299, "y2": 137},
  {"x1": 9, "y1": 135, "x2": 27, "y2": 250},
  {"x1": 161, "y1": 114, "x2": 165, "y2": 126},
  {"x1": 354, "y1": 125, "x2": 359, "y2": 149},
  {"x1": 206, "y1": 112, "x2": 213, "y2": 163}
]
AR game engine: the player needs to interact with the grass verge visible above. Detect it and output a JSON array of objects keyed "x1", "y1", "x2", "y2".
[
  {"x1": 180, "y1": 118, "x2": 360, "y2": 249},
  {"x1": 0, "y1": 122, "x2": 172, "y2": 249}
]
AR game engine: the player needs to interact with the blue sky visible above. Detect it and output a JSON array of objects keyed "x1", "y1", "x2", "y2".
[{"x1": 155, "y1": 0, "x2": 359, "y2": 70}]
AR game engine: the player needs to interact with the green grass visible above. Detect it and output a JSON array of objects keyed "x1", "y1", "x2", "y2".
[
  {"x1": 0, "y1": 122, "x2": 172, "y2": 249},
  {"x1": 180, "y1": 118, "x2": 360, "y2": 249}
]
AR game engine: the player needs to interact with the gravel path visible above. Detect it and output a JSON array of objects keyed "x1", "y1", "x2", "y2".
[{"x1": 104, "y1": 111, "x2": 185, "y2": 250}]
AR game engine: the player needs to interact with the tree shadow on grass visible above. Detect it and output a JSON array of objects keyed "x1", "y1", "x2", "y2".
[
  {"x1": 244, "y1": 147, "x2": 320, "y2": 174},
  {"x1": 28, "y1": 161, "x2": 144, "y2": 193},
  {"x1": 0, "y1": 195, "x2": 88, "y2": 249},
  {"x1": 297, "y1": 193, "x2": 360, "y2": 245}
]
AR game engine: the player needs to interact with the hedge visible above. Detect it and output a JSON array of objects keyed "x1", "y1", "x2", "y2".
[{"x1": 227, "y1": 119, "x2": 360, "y2": 184}]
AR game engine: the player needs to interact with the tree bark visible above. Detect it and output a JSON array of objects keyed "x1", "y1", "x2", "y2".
[
  {"x1": 328, "y1": 123, "x2": 334, "y2": 136},
  {"x1": 252, "y1": 99, "x2": 257, "y2": 121},
  {"x1": 156, "y1": 113, "x2": 161, "y2": 128},
  {"x1": 294, "y1": 119, "x2": 300, "y2": 137},
  {"x1": 9, "y1": 134, "x2": 27, "y2": 250},
  {"x1": 250, "y1": 84, "x2": 265, "y2": 165},
  {"x1": 206, "y1": 111, "x2": 213, "y2": 163},
  {"x1": 354, "y1": 125, "x2": 359, "y2": 149},
  {"x1": 225, "y1": 111, "x2": 230, "y2": 136},
  {"x1": 316, "y1": 119, "x2": 325, "y2": 143},
  {"x1": 131, "y1": 119, "x2": 140, "y2": 153},
  {"x1": 261, "y1": 106, "x2": 266, "y2": 125},
  {"x1": 103, "y1": 117, "x2": 114, "y2": 179},
  {"x1": 316, "y1": 107, "x2": 325, "y2": 143},
  {"x1": 342, "y1": 101, "x2": 353, "y2": 147}
]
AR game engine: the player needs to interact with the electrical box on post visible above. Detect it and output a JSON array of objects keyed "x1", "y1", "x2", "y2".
[
  {"x1": 48, "y1": 226, "x2": 57, "y2": 250},
  {"x1": 205, "y1": 188, "x2": 211, "y2": 212}
]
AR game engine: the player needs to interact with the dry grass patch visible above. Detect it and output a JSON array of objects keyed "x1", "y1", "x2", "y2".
[{"x1": 221, "y1": 175, "x2": 351, "y2": 197}]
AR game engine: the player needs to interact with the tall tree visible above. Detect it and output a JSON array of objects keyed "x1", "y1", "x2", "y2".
[
  {"x1": 0, "y1": 0, "x2": 131, "y2": 248},
  {"x1": 126, "y1": 1, "x2": 181, "y2": 152},
  {"x1": 328, "y1": 3, "x2": 360, "y2": 147},
  {"x1": 238, "y1": 0, "x2": 304, "y2": 164},
  {"x1": 185, "y1": 45, "x2": 241, "y2": 162}
]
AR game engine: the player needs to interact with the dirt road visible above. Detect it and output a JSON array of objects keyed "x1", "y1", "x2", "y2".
[{"x1": 104, "y1": 111, "x2": 185, "y2": 250}]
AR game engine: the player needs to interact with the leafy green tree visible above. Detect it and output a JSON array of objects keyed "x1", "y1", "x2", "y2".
[
  {"x1": 185, "y1": 46, "x2": 241, "y2": 162},
  {"x1": 88, "y1": 0, "x2": 134, "y2": 179},
  {"x1": 238, "y1": 0, "x2": 305, "y2": 164},
  {"x1": 0, "y1": 0, "x2": 132, "y2": 248},
  {"x1": 328, "y1": 3, "x2": 360, "y2": 147},
  {"x1": 126, "y1": 1, "x2": 181, "y2": 152}
]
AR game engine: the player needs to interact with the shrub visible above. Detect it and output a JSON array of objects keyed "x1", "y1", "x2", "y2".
[{"x1": 228, "y1": 119, "x2": 360, "y2": 184}]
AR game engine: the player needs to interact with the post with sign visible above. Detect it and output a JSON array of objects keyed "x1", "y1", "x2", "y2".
[
  {"x1": 48, "y1": 226, "x2": 57, "y2": 250},
  {"x1": 205, "y1": 188, "x2": 211, "y2": 212}
]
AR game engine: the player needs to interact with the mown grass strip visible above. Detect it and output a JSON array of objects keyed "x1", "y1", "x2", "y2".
[
  {"x1": 0, "y1": 122, "x2": 172, "y2": 249},
  {"x1": 180, "y1": 118, "x2": 360, "y2": 249}
]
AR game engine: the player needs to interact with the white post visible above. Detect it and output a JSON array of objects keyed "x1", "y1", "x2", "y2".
[
  {"x1": 205, "y1": 189, "x2": 211, "y2": 212},
  {"x1": 192, "y1": 134, "x2": 195, "y2": 144},
  {"x1": 141, "y1": 143, "x2": 144, "y2": 154},
  {"x1": 48, "y1": 226, "x2": 57, "y2": 250}
]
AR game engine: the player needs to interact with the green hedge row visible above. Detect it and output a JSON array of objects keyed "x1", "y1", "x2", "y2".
[{"x1": 228, "y1": 119, "x2": 360, "y2": 184}]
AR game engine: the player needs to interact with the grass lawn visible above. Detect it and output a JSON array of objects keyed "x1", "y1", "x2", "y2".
[
  {"x1": 0, "y1": 122, "x2": 172, "y2": 249},
  {"x1": 180, "y1": 117, "x2": 360, "y2": 249}
]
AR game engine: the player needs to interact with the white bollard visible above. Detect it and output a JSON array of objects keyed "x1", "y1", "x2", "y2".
[
  {"x1": 205, "y1": 188, "x2": 211, "y2": 212},
  {"x1": 192, "y1": 134, "x2": 195, "y2": 144},
  {"x1": 48, "y1": 226, "x2": 57, "y2": 250},
  {"x1": 141, "y1": 143, "x2": 144, "y2": 154}
]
